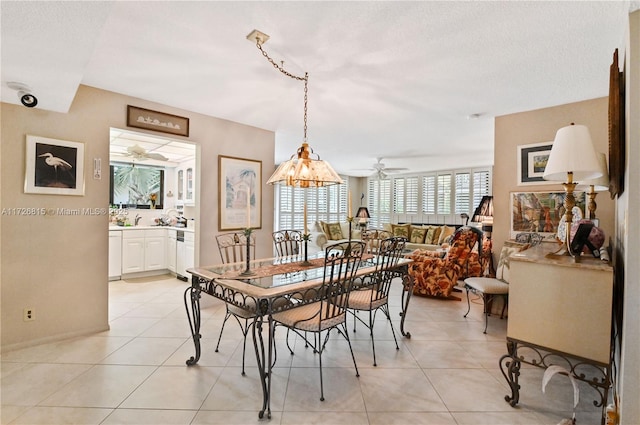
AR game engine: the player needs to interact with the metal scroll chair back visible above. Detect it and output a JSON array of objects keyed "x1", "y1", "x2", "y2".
[
  {"x1": 347, "y1": 236, "x2": 406, "y2": 366},
  {"x1": 271, "y1": 240, "x2": 365, "y2": 401},
  {"x1": 361, "y1": 229, "x2": 393, "y2": 254},
  {"x1": 272, "y1": 229, "x2": 303, "y2": 257},
  {"x1": 216, "y1": 231, "x2": 256, "y2": 264},
  {"x1": 213, "y1": 231, "x2": 257, "y2": 375}
]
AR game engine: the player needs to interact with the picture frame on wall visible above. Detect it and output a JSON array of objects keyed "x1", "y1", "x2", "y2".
[
  {"x1": 24, "y1": 135, "x2": 85, "y2": 196},
  {"x1": 517, "y1": 142, "x2": 553, "y2": 185},
  {"x1": 608, "y1": 48, "x2": 625, "y2": 198},
  {"x1": 510, "y1": 191, "x2": 586, "y2": 238},
  {"x1": 218, "y1": 155, "x2": 262, "y2": 231},
  {"x1": 127, "y1": 105, "x2": 190, "y2": 137}
]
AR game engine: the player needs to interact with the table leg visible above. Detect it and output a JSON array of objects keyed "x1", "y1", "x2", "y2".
[
  {"x1": 399, "y1": 272, "x2": 413, "y2": 338},
  {"x1": 184, "y1": 282, "x2": 202, "y2": 366},
  {"x1": 500, "y1": 339, "x2": 521, "y2": 407},
  {"x1": 252, "y1": 306, "x2": 272, "y2": 419}
]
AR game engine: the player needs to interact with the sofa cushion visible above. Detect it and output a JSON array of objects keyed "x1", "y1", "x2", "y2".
[
  {"x1": 438, "y1": 225, "x2": 456, "y2": 244},
  {"x1": 391, "y1": 223, "x2": 411, "y2": 239},
  {"x1": 410, "y1": 227, "x2": 428, "y2": 243}
]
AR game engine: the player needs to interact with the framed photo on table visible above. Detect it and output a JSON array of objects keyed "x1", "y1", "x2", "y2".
[
  {"x1": 517, "y1": 142, "x2": 553, "y2": 186},
  {"x1": 24, "y1": 135, "x2": 85, "y2": 196},
  {"x1": 218, "y1": 155, "x2": 262, "y2": 230}
]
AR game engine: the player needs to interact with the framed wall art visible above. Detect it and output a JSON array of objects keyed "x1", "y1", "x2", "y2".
[
  {"x1": 24, "y1": 135, "x2": 85, "y2": 196},
  {"x1": 510, "y1": 191, "x2": 585, "y2": 238},
  {"x1": 517, "y1": 142, "x2": 553, "y2": 185},
  {"x1": 127, "y1": 105, "x2": 190, "y2": 137},
  {"x1": 608, "y1": 48, "x2": 625, "y2": 198},
  {"x1": 218, "y1": 155, "x2": 262, "y2": 230}
]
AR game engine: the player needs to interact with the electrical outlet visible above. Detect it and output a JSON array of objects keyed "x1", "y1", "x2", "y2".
[{"x1": 23, "y1": 308, "x2": 35, "y2": 321}]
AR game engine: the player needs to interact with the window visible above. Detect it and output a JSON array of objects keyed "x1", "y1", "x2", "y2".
[
  {"x1": 370, "y1": 166, "x2": 492, "y2": 224},
  {"x1": 422, "y1": 175, "x2": 436, "y2": 214},
  {"x1": 437, "y1": 174, "x2": 452, "y2": 214},
  {"x1": 110, "y1": 163, "x2": 164, "y2": 209},
  {"x1": 275, "y1": 177, "x2": 349, "y2": 230},
  {"x1": 368, "y1": 178, "x2": 391, "y2": 228},
  {"x1": 454, "y1": 172, "x2": 470, "y2": 214},
  {"x1": 472, "y1": 169, "x2": 491, "y2": 211}
]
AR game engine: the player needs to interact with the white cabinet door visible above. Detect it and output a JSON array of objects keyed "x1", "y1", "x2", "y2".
[
  {"x1": 167, "y1": 231, "x2": 177, "y2": 272},
  {"x1": 109, "y1": 231, "x2": 122, "y2": 279},
  {"x1": 184, "y1": 241, "x2": 195, "y2": 274},
  {"x1": 122, "y1": 237, "x2": 144, "y2": 273},
  {"x1": 145, "y1": 237, "x2": 166, "y2": 270}
]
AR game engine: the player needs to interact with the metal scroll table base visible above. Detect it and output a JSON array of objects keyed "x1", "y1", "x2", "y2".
[
  {"x1": 184, "y1": 268, "x2": 415, "y2": 419},
  {"x1": 499, "y1": 337, "x2": 611, "y2": 425}
]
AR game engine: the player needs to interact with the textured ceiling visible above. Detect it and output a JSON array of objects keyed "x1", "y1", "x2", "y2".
[{"x1": 1, "y1": 1, "x2": 635, "y2": 176}]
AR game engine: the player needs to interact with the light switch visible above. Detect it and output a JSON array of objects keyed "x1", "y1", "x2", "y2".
[{"x1": 94, "y1": 158, "x2": 101, "y2": 180}]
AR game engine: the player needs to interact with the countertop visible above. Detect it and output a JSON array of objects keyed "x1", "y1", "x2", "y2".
[
  {"x1": 109, "y1": 225, "x2": 195, "y2": 233},
  {"x1": 510, "y1": 243, "x2": 611, "y2": 272}
]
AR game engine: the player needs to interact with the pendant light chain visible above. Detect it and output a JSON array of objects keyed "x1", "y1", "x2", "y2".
[{"x1": 256, "y1": 40, "x2": 309, "y2": 141}]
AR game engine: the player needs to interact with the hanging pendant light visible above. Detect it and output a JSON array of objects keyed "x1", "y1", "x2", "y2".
[{"x1": 247, "y1": 30, "x2": 343, "y2": 188}]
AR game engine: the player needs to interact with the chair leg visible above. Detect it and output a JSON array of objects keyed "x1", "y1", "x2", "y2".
[
  {"x1": 463, "y1": 286, "x2": 472, "y2": 318},
  {"x1": 382, "y1": 305, "x2": 399, "y2": 351},
  {"x1": 482, "y1": 294, "x2": 490, "y2": 334},
  {"x1": 340, "y1": 323, "x2": 360, "y2": 378},
  {"x1": 215, "y1": 309, "x2": 233, "y2": 353}
]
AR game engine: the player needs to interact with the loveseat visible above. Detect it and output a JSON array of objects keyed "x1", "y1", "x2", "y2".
[{"x1": 309, "y1": 221, "x2": 463, "y2": 252}]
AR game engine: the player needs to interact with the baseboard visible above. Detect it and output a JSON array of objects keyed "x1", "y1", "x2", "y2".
[{"x1": 1, "y1": 324, "x2": 110, "y2": 354}]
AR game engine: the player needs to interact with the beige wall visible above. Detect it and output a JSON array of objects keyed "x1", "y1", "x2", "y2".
[
  {"x1": 1, "y1": 85, "x2": 275, "y2": 351},
  {"x1": 493, "y1": 97, "x2": 613, "y2": 253}
]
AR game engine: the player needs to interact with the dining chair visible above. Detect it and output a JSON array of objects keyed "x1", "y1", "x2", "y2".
[
  {"x1": 214, "y1": 231, "x2": 256, "y2": 375},
  {"x1": 272, "y1": 229, "x2": 303, "y2": 257},
  {"x1": 271, "y1": 240, "x2": 365, "y2": 401},
  {"x1": 347, "y1": 236, "x2": 406, "y2": 366}
]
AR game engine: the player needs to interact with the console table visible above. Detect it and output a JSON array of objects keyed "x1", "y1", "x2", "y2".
[{"x1": 499, "y1": 245, "x2": 613, "y2": 424}]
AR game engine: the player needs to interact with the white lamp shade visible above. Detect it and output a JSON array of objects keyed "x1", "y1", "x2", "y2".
[
  {"x1": 543, "y1": 124, "x2": 603, "y2": 182},
  {"x1": 577, "y1": 152, "x2": 610, "y2": 191}
]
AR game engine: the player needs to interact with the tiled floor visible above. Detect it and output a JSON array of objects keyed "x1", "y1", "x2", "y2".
[{"x1": 1, "y1": 274, "x2": 603, "y2": 425}]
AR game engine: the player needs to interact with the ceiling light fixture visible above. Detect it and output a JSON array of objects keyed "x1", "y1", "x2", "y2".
[
  {"x1": 247, "y1": 30, "x2": 342, "y2": 188},
  {"x1": 7, "y1": 81, "x2": 38, "y2": 108}
]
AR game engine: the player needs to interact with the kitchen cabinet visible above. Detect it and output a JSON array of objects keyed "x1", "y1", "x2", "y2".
[
  {"x1": 144, "y1": 229, "x2": 166, "y2": 271},
  {"x1": 121, "y1": 229, "x2": 167, "y2": 275},
  {"x1": 122, "y1": 230, "x2": 145, "y2": 274},
  {"x1": 167, "y1": 229, "x2": 177, "y2": 272},
  {"x1": 176, "y1": 160, "x2": 195, "y2": 206},
  {"x1": 109, "y1": 231, "x2": 122, "y2": 280}
]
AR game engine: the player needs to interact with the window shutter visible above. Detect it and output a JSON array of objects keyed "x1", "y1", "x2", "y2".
[
  {"x1": 422, "y1": 175, "x2": 435, "y2": 214},
  {"x1": 394, "y1": 177, "x2": 405, "y2": 213},
  {"x1": 437, "y1": 173, "x2": 452, "y2": 214},
  {"x1": 406, "y1": 177, "x2": 418, "y2": 214},
  {"x1": 455, "y1": 172, "x2": 470, "y2": 214}
]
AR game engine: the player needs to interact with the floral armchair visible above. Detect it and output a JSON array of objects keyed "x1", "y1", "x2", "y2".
[{"x1": 408, "y1": 226, "x2": 487, "y2": 299}]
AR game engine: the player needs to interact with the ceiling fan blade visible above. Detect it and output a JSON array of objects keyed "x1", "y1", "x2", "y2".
[{"x1": 145, "y1": 153, "x2": 168, "y2": 161}]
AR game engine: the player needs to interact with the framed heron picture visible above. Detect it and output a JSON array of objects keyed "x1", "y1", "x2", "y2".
[
  {"x1": 218, "y1": 155, "x2": 262, "y2": 230},
  {"x1": 25, "y1": 135, "x2": 85, "y2": 195}
]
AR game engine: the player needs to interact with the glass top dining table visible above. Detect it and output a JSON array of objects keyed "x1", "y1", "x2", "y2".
[{"x1": 184, "y1": 251, "x2": 414, "y2": 419}]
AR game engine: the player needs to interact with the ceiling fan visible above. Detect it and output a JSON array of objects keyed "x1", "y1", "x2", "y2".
[
  {"x1": 370, "y1": 157, "x2": 408, "y2": 179},
  {"x1": 125, "y1": 144, "x2": 168, "y2": 161}
]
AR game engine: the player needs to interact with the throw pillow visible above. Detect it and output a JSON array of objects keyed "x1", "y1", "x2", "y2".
[
  {"x1": 319, "y1": 220, "x2": 330, "y2": 236},
  {"x1": 496, "y1": 241, "x2": 530, "y2": 282},
  {"x1": 438, "y1": 225, "x2": 456, "y2": 244},
  {"x1": 326, "y1": 222, "x2": 343, "y2": 240},
  {"x1": 424, "y1": 226, "x2": 437, "y2": 244},
  {"x1": 391, "y1": 224, "x2": 411, "y2": 239},
  {"x1": 410, "y1": 227, "x2": 428, "y2": 243}
]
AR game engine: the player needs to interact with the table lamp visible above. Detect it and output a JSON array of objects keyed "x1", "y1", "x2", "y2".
[
  {"x1": 576, "y1": 152, "x2": 609, "y2": 220},
  {"x1": 472, "y1": 196, "x2": 493, "y2": 239},
  {"x1": 356, "y1": 207, "x2": 370, "y2": 231},
  {"x1": 543, "y1": 123, "x2": 602, "y2": 256}
]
